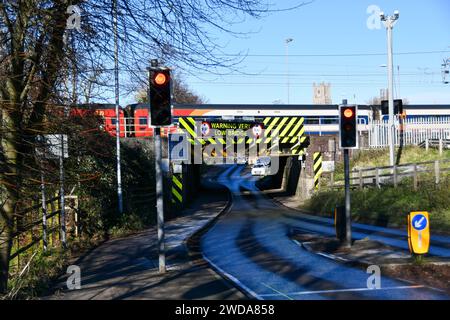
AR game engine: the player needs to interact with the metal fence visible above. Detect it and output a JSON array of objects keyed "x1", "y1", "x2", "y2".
[
  {"x1": 327, "y1": 159, "x2": 450, "y2": 190},
  {"x1": 368, "y1": 117, "x2": 450, "y2": 148},
  {"x1": 9, "y1": 194, "x2": 79, "y2": 273}
]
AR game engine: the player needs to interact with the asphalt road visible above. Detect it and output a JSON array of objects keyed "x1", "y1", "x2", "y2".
[
  {"x1": 46, "y1": 173, "x2": 245, "y2": 300},
  {"x1": 200, "y1": 164, "x2": 450, "y2": 300}
]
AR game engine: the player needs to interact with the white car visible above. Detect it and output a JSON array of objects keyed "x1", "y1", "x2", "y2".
[
  {"x1": 251, "y1": 163, "x2": 269, "y2": 176},
  {"x1": 251, "y1": 157, "x2": 271, "y2": 176}
]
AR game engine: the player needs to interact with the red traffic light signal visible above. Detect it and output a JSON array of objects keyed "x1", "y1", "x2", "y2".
[
  {"x1": 153, "y1": 72, "x2": 169, "y2": 86},
  {"x1": 149, "y1": 68, "x2": 172, "y2": 126},
  {"x1": 339, "y1": 105, "x2": 358, "y2": 149},
  {"x1": 343, "y1": 108, "x2": 354, "y2": 118}
]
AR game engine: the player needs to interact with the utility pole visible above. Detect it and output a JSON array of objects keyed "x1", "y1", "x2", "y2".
[
  {"x1": 113, "y1": 0, "x2": 123, "y2": 214},
  {"x1": 285, "y1": 38, "x2": 293, "y2": 104},
  {"x1": 40, "y1": 162, "x2": 47, "y2": 251},
  {"x1": 59, "y1": 135, "x2": 67, "y2": 248},
  {"x1": 71, "y1": 33, "x2": 77, "y2": 104},
  {"x1": 38, "y1": 138, "x2": 48, "y2": 251},
  {"x1": 380, "y1": 10, "x2": 399, "y2": 167}
]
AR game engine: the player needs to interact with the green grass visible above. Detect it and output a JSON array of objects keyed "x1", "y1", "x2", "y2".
[
  {"x1": 304, "y1": 177, "x2": 450, "y2": 234},
  {"x1": 305, "y1": 145, "x2": 450, "y2": 233},
  {"x1": 345, "y1": 146, "x2": 449, "y2": 170},
  {"x1": 4, "y1": 236, "x2": 103, "y2": 300}
]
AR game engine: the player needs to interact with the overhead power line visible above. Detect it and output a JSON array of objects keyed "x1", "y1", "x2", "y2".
[{"x1": 219, "y1": 50, "x2": 450, "y2": 58}]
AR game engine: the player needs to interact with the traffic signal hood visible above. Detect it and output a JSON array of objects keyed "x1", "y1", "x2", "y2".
[
  {"x1": 339, "y1": 105, "x2": 358, "y2": 149},
  {"x1": 381, "y1": 99, "x2": 403, "y2": 115},
  {"x1": 149, "y1": 68, "x2": 172, "y2": 126}
]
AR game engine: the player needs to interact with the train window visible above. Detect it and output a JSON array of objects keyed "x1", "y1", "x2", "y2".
[
  {"x1": 139, "y1": 117, "x2": 147, "y2": 125},
  {"x1": 322, "y1": 117, "x2": 339, "y2": 124},
  {"x1": 304, "y1": 118, "x2": 319, "y2": 124},
  {"x1": 111, "y1": 118, "x2": 117, "y2": 125}
]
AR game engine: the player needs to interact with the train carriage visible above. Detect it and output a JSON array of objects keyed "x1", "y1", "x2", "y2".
[{"x1": 71, "y1": 103, "x2": 126, "y2": 137}]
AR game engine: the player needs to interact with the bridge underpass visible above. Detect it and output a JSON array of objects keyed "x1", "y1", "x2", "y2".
[{"x1": 168, "y1": 116, "x2": 312, "y2": 212}]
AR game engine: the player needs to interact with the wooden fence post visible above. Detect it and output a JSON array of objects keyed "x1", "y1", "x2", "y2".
[
  {"x1": 359, "y1": 169, "x2": 363, "y2": 189},
  {"x1": 393, "y1": 165, "x2": 398, "y2": 187},
  {"x1": 435, "y1": 160, "x2": 440, "y2": 186},
  {"x1": 375, "y1": 168, "x2": 380, "y2": 188},
  {"x1": 413, "y1": 164, "x2": 418, "y2": 191}
]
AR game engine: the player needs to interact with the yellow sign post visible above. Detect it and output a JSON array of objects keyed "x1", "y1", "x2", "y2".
[{"x1": 407, "y1": 211, "x2": 430, "y2": 255}]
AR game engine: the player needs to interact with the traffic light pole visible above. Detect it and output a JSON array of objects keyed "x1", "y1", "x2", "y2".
[
  {"x1": 344, "y1": 149, "x2": 352, "y2": 247},
  {"x1": 155, "y1": 127, "x2": 166, "y2": 273}
]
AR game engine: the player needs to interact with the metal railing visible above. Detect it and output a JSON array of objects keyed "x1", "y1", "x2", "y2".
[
  {"x1": 9, "y1": 194, "x2": 79, "y2": 272},
  {"x1": 369, "y1": 116, "x2": 450, "y2": 148}
]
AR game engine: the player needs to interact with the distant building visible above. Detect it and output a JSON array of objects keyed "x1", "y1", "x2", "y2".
[{"x1": 313, "y1": 82, "x2": 332, "y2": 104}]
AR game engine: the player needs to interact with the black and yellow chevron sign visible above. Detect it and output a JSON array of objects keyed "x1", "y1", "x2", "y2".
[
  {"x1": 290, "y1": 136, "x2": 310, "y2": 156},
  {"x1": 177, "y1": 116, "x2": 305, "y2": 145},
  {"x1": 178, "y1": 117, "x2": 200, "y2": 145},
  {"x1": 172, "y1": 173, "x2": 183, "y2": 204},
  {"x1": 313, "y1": 152, "x2": 323, "y2": 190}
]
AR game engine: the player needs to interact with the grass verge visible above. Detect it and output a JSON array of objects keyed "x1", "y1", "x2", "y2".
[
  {"x1": 2, "y1": 235, "x2": 104, "y2": 300},
  {"x1": 303, "y1": 177, "x2": 450, "y2": 234}
]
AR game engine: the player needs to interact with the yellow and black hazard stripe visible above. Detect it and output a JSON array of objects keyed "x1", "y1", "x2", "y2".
[
  {"x1": 313, "y1": 152, "x2": 323, "y2": 190},
  {"x1": 172, "y1": 173, "x2": 183, "y2": 204},
  {"x1": 262, "y1": 117, "x2": 305, "y2": 144},
  {"x1": 291, "y1": 135, "x2": 310, "y2": 156},
  {"x1": 178, "y1": 117, "x2": 204, "y2": 145}
]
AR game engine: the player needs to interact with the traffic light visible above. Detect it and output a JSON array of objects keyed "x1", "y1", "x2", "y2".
[
  {"x1": 149, "y1": 68, "x2": 172, "y2": 126},
  {"x1": 381, "y1": 99, "x2": 403, "y2": 115},
  {"x1": 339, "y1": 105, "x2": 358, "y2": 149}
]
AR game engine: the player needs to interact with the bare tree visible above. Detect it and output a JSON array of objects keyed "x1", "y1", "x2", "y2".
[{"x1": 0, "y1": 0, "x2": 309, "y2": 293}]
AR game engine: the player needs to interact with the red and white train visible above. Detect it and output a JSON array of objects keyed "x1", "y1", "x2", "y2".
[
  {"x1": 70, "y1": 103, "x2": 177, "y2": 137},
  {"x1": 70, "y1": 103, "x2": 450, "y2": 138}
]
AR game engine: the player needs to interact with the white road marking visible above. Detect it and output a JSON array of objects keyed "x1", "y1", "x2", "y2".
[
  {"x1": 291, "y1": 239, "x2": 350, "y2": 262},
  {"x1": 261, "y1": 282, "x2": 294, "y2": 300},
  {"x1": 258, "y1": 285, "x2": 425, "y2": 297},
  {"x1": 202, "y1": 254, "x2": 263, "y2": 300}
]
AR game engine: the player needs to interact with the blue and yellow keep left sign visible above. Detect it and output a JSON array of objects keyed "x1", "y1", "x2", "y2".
[{"x1": 407, "y1": 211, "x2": 430, "y2": 255}]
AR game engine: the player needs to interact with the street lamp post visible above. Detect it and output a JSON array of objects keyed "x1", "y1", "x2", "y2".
[
  {"x1": 113, "y1": 0, "x2": 123, "y2": 214},
  {"x1": 285, "y1": 38, "x2": 293, "y2": 104},
  {"x1": 380, "y1": 10, "x2": 399, "y2": 167}
]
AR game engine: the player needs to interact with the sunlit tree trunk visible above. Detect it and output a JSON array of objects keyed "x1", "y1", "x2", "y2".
[{"x1": 0, "y1": 108, "x2": 19, "y2": 293}]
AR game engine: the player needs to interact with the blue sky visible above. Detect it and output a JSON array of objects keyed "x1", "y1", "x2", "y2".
[{"x1": 176, "y1": 0, "x2": 450, "y2": 105}]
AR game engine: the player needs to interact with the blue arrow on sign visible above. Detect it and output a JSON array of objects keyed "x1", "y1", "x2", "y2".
[{"x1": 412, "y1": 214, "x2": 427, "y2": 231}]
